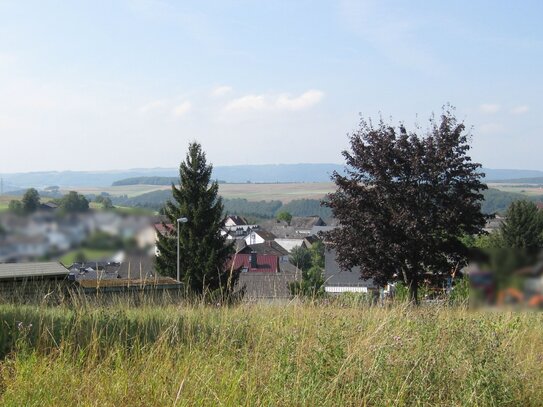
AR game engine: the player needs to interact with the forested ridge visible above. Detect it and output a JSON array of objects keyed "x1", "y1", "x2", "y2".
[{"x1": 107, "y1": 187, "x2": 534, "y2": 218}]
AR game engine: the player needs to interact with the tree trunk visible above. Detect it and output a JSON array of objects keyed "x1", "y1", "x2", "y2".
[{"x1": 408, "y1": 275, "x2": 419, "y2": 306}]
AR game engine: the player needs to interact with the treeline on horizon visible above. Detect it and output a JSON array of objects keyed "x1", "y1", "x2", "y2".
[
  {"x1": 106, "y1": 187, "x2": 540, "y2": 219},
  {"x1": 112, "y1": 177, "x2": 226, "y2": 186},
  {"x1": 110, "y1": 190, "x2": 333, "y2": 220}
]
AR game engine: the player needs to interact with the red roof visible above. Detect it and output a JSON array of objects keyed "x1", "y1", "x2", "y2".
[
  {"x1": 536, "y1": 202, "x2": 543, "y2": 211},
  {"x1": 227, "y1": 253, "x2": 279, "y2": 273},
  {"x1": 154, "y1": 223, "x2": 174, "y2": 235}
]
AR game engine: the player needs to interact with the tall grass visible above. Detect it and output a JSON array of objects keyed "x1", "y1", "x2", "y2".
[{"x1": 0, "y1": 296, "x2": 542, "y2": 406}]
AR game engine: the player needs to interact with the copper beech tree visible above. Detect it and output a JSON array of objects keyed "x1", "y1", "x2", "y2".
[{"x1": 324, "y1": 108, "x2": 487, "y2": 303}]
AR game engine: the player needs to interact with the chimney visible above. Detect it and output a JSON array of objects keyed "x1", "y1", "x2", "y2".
[{"x1": 250, "y1": 251, "x2": 258, "y2": 269}]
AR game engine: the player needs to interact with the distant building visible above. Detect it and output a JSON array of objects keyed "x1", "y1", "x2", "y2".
[
  {"x1": 245, "y1": 230, "x2": 277, "y2": 245},
  {"x1": 324, "y1": 248, "x2": 376, "y2": 294},
  {"x1": 229, "y1": 252, "x2": 279, "y2": 273},
  {"x1": 0, "y1": 262, "x2": 70, "y2": 282}
]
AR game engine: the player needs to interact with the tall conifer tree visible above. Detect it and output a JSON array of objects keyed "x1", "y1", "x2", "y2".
[{"x1": 155, "y1": 142, "x2": 235, "y2": 295}]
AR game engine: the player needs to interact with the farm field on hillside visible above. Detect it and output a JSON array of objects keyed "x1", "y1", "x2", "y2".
[
  {"x1": 0, "y1": 301, "x2": 542, "y2": 406},
  {"x1": 487, "y1": 183, "x2": 543, "y2": 196},
  {"x1": 64, "y1": 182, "x2": 337, "y2": 203}
]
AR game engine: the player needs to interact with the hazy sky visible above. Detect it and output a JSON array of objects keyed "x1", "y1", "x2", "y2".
[{"x1": 0, "y1": 0, "x2": 541, "y2": 173}]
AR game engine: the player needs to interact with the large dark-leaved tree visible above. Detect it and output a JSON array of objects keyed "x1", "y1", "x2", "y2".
[
  {"x1": 155, "y1": 142, "x2": 235, "y2": 295},
  {"x1": 324, "y1": 107, "x2": 487, "y2": 303}
]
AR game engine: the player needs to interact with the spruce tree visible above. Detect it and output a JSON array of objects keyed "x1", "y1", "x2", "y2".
[{"x1": 155, "y1": 142, "x2": 235, "y2": 295}]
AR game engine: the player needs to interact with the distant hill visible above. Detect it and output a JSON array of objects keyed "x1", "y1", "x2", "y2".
[
  {"x1": 3, "y1": 165, "x2": 543, "y2": 189},
  {"x1": 112, "y1": 177, "x2": 179, "y2": 186},
  {"x1": 487, "y1": 177, "x2": 543, "y2": 184},
  {"x1": 2, "y1": 164, "x2": 345, "y2": 188},
  {"x1": 1, "y1": 168, "x2": 178, "y2": 189},
  {"x1": 482, "y1": 169, "x2": 543, "y2": 181}
]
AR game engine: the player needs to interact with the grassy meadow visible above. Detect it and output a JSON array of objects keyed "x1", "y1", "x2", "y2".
[{"x1": 0, "y1": 297, "x2": 541, "y2": 406}]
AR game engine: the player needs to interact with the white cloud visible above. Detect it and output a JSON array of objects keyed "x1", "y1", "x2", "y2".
[
  {"x1": 172, "y1": 101, "x2": 192, "y2": 117},
  {"x1": 211, "y1": 85, "x2": 233, "y2": 97},
  {"x1": 275, "y1": 90, "x2": 324, "y2": 111},
  {"x1": 139, "y1": 99, "x2": 167, "y2": 113},
  {"x1": 224, "y1": 90, "x2": 324, "y2": 113},
  {"x1": 480, "y1": 103, "x2": 500, "y2": 114},
  {"x1": 224, "y1": 94, "x2": 267, "y2": 112},
  {"x1": 480, "y1": 122, "x2": 505, "y2": 135},
  {"x1": 511, "y1": 105, "x2": 529, "y2": 115}
]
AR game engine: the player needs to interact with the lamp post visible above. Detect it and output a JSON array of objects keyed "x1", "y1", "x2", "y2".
[{"x1": 177, "y1": 217, "x2": 188, "y2": 282}]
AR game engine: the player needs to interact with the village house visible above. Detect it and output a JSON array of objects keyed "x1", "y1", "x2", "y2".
[
  {"x1": 245, "y1": 229, "x2": 277, "y2": 245},
  {"x1": 324, "y1": 248, "x2": 377, "y2": 294}
]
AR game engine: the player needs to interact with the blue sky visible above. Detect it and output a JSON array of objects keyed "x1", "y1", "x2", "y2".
[{"x1": 0, "y1": 0, "x2": 541, "y2": 172}]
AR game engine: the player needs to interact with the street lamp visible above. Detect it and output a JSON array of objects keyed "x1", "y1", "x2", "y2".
[{"x1": 177, "y1": 217, "x2": 188, "y2": 282}]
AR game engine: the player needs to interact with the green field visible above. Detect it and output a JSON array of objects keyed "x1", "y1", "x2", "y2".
[
  {"x1": 0, "y1": 300, "x2": 541, "y2": 406},
  {"x1": 66, "y1": 182, "x2": 336, "y2": 203},
  {"x1": 487, "y1": 183, "x2": 543, "y2": 197},
  {"x1": 59, "y1": 249, "x2": 116, "y2": 266}
]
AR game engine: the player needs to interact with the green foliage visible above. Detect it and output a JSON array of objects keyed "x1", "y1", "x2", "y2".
[
  {"x1": 95, "y1": 195, "x2": 114, "y2": 209},
  {"x1": 309, "y1": 240, "x2": 325, "y2": 268},
  {"x1": 74, "y1": 250, "x2": 87, "y2": 263},
  {"x1": 289, "y1": 242, "x2": 325, "y2": 297},
  {"x1": 155, "y1": 142, "x2": 236, "y2": 296},
  {"x1": 223, "y1": 198, "x2": 282, "y2": 219},
  {"x1": 82, "y1": 231, "x2": 124, "y2": 251},
  {"x1": 289, "y1": 265, "x2": 324, "y2": 297},
  {"x1": 289, "y1": 246, "x2": 312, "y2": 271},
  {"x1": 8, "y1": 200, "x2": 23, "y2": 215},
  {"x1": 449, "y1": 277, "x2": 471, "y2": 305},
  {"x1": 21, "y1": 188, "x2": 40, "y2": 213},
  {"x1": 58, "y1": 191, "x2": 89, "y2": 213},
  {"x1": 480, "y1": 188, "x2": 530, "y2": 214},
  {"x1": 501, "y1": 200, "x2": 543, "y2": 252},
  {"x1": 276, "y1": 211, "x2": 292, "y2": 225},
  {"x1": 473, "y1": 232, "x2": 505, "y2": 250},
  {"x1": 325, "y1": 108, "x2": 487, "y2": 303},
  {"x1": 280, "y1": 198, "x2": 332, "y2": 219}
]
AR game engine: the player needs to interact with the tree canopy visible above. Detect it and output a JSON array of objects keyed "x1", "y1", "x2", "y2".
[
  {"x1": 155, "y1": 142, "x2": 236, "y2": 296},
  {"x1": 324, "y1": 108, "x2": 487, "y2": 303},
  {"x1": 58, "y1": 191, "x2": 89, "y2": 213},
  {"x1": 22, "y1": 188, "x2": 40, "y2": 213},
  {"x1": 501, "y1": 200, "x2": 543, "y2": 252}
]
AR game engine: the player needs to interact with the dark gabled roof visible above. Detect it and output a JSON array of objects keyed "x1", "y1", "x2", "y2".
[
  {"x1": 0, "y1": 262, "x2": 69, "y2": 280},
  {"x1": 117, "y1": 254, "x2": 155, "y2": 279},
  {"x1": 289, "y1": 216, "x2": 326, "y2": 230},
  {"x1": 239, "y1": 241, "x2": 289, "y2": 256},
  {"x1": 251, "y1": 230, "x2": 277, "y2": 241},
  {"x1": 324, "y1": 248, "x2": 376, "y2": 288},
  {"x1": 39, "y1": 202, "x2": 58, "y2": 210},
  {"x1": 236, "y1": 273, "x2": 299, "y2": 299},
  {"x1": 279, "y1": 261, "x2": 301, "y2": 274},
  {"x1": 311, "y1": 225, "x2": 336, "y2": 236},
  {"x1": 229, "y1": 253, "x2": 279, "y2": 273},
  {"x1": 226, "y1": 215, "x2": 248, "y2": 225}
]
